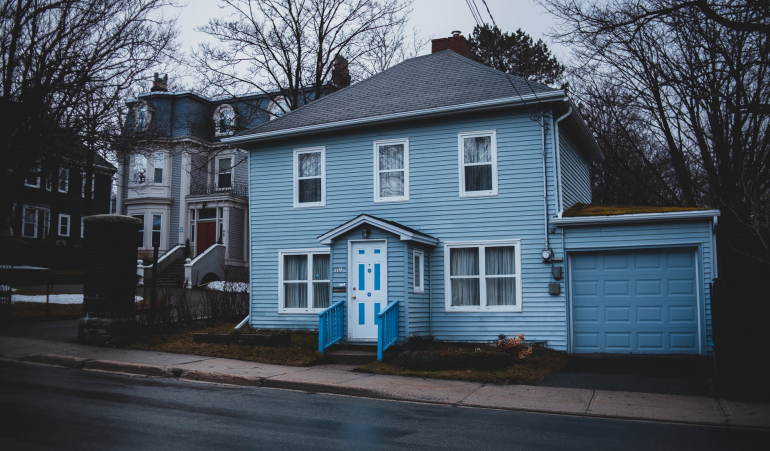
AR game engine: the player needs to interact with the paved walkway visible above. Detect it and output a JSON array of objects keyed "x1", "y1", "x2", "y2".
[{"x1": 1, "y1": 335, "x2": 768, "y2": 429}]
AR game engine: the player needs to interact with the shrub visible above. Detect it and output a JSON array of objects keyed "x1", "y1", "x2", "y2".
[{"x1": 495, "y1": 333, "x2": 533, "y2": 361}]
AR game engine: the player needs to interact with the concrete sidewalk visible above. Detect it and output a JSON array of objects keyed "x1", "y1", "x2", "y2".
[{"x1": 1, "y1": 335, "x2": 768, "y2": 429}]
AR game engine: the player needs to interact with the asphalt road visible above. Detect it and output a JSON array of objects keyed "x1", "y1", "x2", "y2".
[{"x1": 0, "y1": 360, "x2": 766, "y2": 451}]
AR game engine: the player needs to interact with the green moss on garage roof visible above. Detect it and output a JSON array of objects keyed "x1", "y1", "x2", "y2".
[{"x1": 563, "y1": 203, "x2": 711, "y2": 217}]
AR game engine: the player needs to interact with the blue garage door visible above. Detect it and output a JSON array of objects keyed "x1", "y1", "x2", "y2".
[{"x1": 571, "y1": 249, "x2": 700, "y2": 354}]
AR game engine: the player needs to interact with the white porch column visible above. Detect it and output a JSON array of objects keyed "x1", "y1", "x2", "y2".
[
  {"x1": 178, "y1": 150, "x2": 191, "y2": 245},
  {"x1": 115, "y1": 160, "x2": 124, "y2": 215},
  {"x1": 222, "y1": 205, "x2": 230, "y2": 258}
]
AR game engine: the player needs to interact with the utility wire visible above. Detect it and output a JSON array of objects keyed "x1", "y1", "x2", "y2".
[
  {"x1": 480, "y1": 0, "x2": 498, "y2": 28},
  {"x1": 465, "y1": 0, "x2": 482, "y2": 26}
]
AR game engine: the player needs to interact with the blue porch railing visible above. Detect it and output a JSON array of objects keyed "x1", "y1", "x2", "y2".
[
  {"x1": 318, "y1": 300, "x2": 345, "y2": 353},
  {"x1": 377, "y1": 300, "x2": 399, "y2": 361}
]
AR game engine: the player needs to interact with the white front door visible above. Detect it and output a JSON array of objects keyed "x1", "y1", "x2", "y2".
[{"x1": 348, "y1": 241, "x2": 387, "y2": 340}]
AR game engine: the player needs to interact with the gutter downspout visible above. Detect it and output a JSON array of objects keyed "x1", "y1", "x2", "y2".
[
  {"x1": 541, "y1": 113, "x2": 550, "y2": 250},
  {"x1": 428, "y1": 249, "x2": 433, "y2": 337},
  {"x1": 553, "y1": 106, "x2": 572, "y2": 218},
  {"x1": 712, "y1": 216, "x2": 719, "y2": 279}
]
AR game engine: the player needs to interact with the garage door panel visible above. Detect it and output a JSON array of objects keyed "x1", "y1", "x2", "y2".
[{"x1": 571, "y1": 249, "x2": 699, "y2": 354}]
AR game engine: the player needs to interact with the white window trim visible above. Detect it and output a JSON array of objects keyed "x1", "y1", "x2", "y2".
[
  {"x1": 293, "y1": 146, "x2": 326, "y2": 208},
  {"x1": 58, "y1": 168, "x2": 69, "y2": 193},
  {"x1": 216, "y1": 156, "x2": 234, "y2": 189},
  {"x1": 413, "y1": 250, "x2": 424, "y2": 293},
  {"x1": 21, "y1": 206, "x2": 38, "y2": 238},
  {"x1": 444, "y1": 239, "x2": 522, "y2": 312},
  {"x1": 373, "y1": 138, "x2": 410, "y2": 203},
  {"x1": 58, "y1": 214, "x2": 71, "y2": 237},
  {"x1": 278, "y1": 248, "x2": 331, "y2": 314},
  {"x1": 81, "y1": 217, "x2": 85, "y2": 238},
  {"x1": 458, "y1": 130, "x2": 498, "y2": 197},
  {"x1": 25, "y1": 165, "x2": 40, "y2": 188}
]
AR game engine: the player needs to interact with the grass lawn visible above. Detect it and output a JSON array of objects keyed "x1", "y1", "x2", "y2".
[
  {"x1": 356, "y1": 346, "x2": 569, "y2": 385},
  {"x1": 11, "y1": 302, "x2": 82, "y2": 318},
  {"x1": 113, "y1": 320, "x2": 325, "y2": 367}
]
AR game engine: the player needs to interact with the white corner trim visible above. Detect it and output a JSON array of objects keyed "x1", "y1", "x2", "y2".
[{"x1": 551, "y1": 209, "x2": 721, "y2": 226}]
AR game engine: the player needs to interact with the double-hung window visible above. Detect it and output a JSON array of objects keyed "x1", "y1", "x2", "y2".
[
  {"x1": 82, "y1": 174, "x2": 95, "y2": 199},
  {"x1": 151, "y1": 214, "x2": 162, "y2": 247},
  {"x1": 293, "y1": 147, "x2": 325, "y2": 207},
  {"x1": 153, "y1": 152, "x2": 164, "y2": 183},
  {"x1": 458, "y1": 130, "x2": 498, "y2": 197},
  {"x1": 279, "y1": 250, "x2": 330, "y2": 312},
  {"x1": 43, "y1": 210, "x2": 50, "y2": 238},
  {"x1": 133, "y1": 154, "x2": 147, "y2": 184},
  {"x1": 58, "y1": 168, "x2": 69, "y2": 193},
  {"x1": 445, "y1": 240, "x2": 521, "y2": 312},
  {"x1": 22, "y1": 207, "x2": 38, "y2": 238},
  {"x1": 217, "y1": 157, "x2": 232, "y2": 189},
  {"x1": 59, "y1": 214, "x2": 70, "y2": 237},
  {"x1": 374, "y1": 139, "x2": 409, "y2": 202},
  {"x1": 25, "y1": 165, "x2": 40, "y2": 188},
  {"x1": 413, "y1": 250, "x2": 424, "y2": 293}
]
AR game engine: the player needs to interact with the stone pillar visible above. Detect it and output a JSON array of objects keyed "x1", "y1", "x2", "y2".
[{"x1": 78, "y1": 214, "x2": 142, "y2": 343}]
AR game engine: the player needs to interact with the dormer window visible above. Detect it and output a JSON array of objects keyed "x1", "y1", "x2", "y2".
[
  {"x1": 214, "y1": 104, "x2": 236, "y2": 136},
  {"x1": 134, "y1": 101, "x2": 152, "y2": 130},
  {"x1": 269, "y1": 97, "x2": 289, "y2": 120}
]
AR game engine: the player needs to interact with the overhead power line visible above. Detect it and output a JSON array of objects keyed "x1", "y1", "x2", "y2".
[{"x1": 480, "y1": 0, "x2": 498, "y2": 28}]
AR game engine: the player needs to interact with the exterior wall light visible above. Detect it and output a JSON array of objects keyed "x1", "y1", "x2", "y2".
[{"x1": 362, "y1": 228, "x2": 371, "y2": 239}]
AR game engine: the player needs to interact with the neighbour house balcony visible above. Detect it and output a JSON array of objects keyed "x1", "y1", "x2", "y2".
[{"x1": 188, "y1": 182, "x2": 247, "y2": 198}]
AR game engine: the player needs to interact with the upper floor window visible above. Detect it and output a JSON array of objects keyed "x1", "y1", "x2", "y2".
[
  {"x1": 133, "y1": 154, "x2": 147, "y2": 184},
  {"x1": 293, "y1": 147, "x2": 325, "y2": 208},
  {"x1": 459, "y1": 130, "x2": 498, "y2": 197},
  {"x1": 153, "y1": 152, "x2": 164, "y2": 183},
  {"x1": 374, "y1": 138, "x2": 409, "y2": 202},
  {"x1": 58, "y1": 168, "x2": 69, "y2": 193},
  {"x1": 445, "y1": 240, "x2": 521, "y2": 312},
  {"x1": 82, "y1": 173, "x2": 95, "y2": 199},
  {"x1": 134, "y1": 102, "x2": 151, "y2": 130},
  {"x1": 217, "y1": 157, "x2": 232, "y2": 189},
  {"x1": 25, "y1": 165, "x2": 40, "y2": 188},
  {"x1": 269, "y1": 97, "x2": 289, "y2": 120},
  {"x1": 214, "y1": 104, "x2": 236, "y2": 136}
]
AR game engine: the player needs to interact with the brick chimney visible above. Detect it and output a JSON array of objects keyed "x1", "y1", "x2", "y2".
[
  {"x1": 151, "y1": 73, "x2": 168, "y2": 92},
  {"x1": 431, "y1": 30, "x2": 472, "y2": 59}
]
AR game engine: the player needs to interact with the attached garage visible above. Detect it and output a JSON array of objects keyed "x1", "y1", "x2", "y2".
[
  {"x1": 554, "y1": 206, "x2": 720, "y2": 356},
  {"x1": 570, "y1": 248, "x2": 700, "y2": 354}
]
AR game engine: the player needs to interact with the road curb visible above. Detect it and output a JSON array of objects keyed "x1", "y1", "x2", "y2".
[
  {"x1": 179, "y1": 370, "x2": 263, "y2": 386},
  {"x1": 261, "y1": 378, "x2": 387, "y2": 399},
  {"x1": 17, "y1": 354, "x2": 88, "y2": 369},
  {"x1": 84, "y1": 359, "x2": 173, "y2": 378}
]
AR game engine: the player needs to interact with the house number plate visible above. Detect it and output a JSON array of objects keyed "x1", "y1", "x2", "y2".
[{"x1": 333, "y1": 267, "x2": 345, "y2": 273}]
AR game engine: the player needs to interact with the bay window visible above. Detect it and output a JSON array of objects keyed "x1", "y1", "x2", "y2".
[
  {"x1": 293, "y1": 147, "x2": 325, "y2": 207},
  {"x1": 459, "y1": 130, "x2": 498, "y2": 197},
  {"x1": 445, "y1": 240, "x2": 521, "y2": 312},
  {"x1": 279, "y1": 250, "x2": 330, "y2": 312},
  {"x1": 133, "y1": 154, "x2": 147, "y2": 184},
  {"x1": 374, "y1": 139, "x2": 409, "y2": 202}
]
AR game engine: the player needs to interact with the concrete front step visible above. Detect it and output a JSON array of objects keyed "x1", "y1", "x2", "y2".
[{"x1": 326, "y1": 344, "x2": 378, "y2": 365}]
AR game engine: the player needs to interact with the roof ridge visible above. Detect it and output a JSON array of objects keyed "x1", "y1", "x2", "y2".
[
  {"x1": 249, "y1": 52, "x2": 445, "y2": 132},
  {"x1": 442, "y1": 50, "x2": 558, "y2": 94}
]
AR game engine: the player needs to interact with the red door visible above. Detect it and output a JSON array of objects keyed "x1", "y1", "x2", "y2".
[{"x1": 197, "y1": 222, "x2": 217, "y2": 255}]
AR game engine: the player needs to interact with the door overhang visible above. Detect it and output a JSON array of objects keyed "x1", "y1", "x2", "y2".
[{"x1": 318, "y1": 214, "x2": 438, "y2": 246}]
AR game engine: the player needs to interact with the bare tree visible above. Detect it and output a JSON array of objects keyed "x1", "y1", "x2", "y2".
[
  {"x1": 190, "y1": 0, "x2": 412, "y2": 115},
  {"x1": 542, "y1": 0, "x2": 770, "y2": 271},
  {"x1": 1, "y1": 0, "x2": 179, "y2": 235}
]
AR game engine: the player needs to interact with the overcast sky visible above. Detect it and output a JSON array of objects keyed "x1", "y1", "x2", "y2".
[{"x1": 171, "y1": 0, "x2": 563, "y2": 55}]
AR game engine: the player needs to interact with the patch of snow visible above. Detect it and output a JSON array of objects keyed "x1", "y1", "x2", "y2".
[
  {"x1": 8, "y1": 265, "x2": 48, "y2": 270},
  {"x1": 12, "y1": 294, "x2": 83, "y2": 304},
  {"x1": 206, "y1": 281, "x2": 249, "y2": 293}
]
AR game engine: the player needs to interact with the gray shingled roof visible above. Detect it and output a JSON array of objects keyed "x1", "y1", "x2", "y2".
[{"x1": 239, "y1": 50, "x2": 558, "y2": 136}]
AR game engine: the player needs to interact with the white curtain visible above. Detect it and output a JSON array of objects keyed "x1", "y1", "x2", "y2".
[
  {"x1": 284, "y1": 255, "x2": 308, "y2": 308},
  {"x1": 463, "y1": 136, "x2": 492, "y2": 192},
  {"x1": 312, "y1": 254, "x2": 330, "y2": 309},
  {"x1": 486, "y1": 246, "x2": 516, "y2": 306},
  {"x1": 450, "y1": 248, "x2": 480, "y2": 306}
]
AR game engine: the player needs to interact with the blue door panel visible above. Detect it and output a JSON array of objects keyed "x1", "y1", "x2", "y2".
[{"x1": 571, "y1": 249, "x2": 699, "y2": 354}]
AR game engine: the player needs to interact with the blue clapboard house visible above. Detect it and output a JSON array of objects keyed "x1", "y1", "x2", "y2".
[{"x1": 225, "y1": 33, "x2": 720, "y2": 358}]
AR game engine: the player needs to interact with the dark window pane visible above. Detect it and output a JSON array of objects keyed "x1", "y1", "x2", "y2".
[
  {"x1": 379, "y1": 172, "x2": 404, "y2": 197},
  {"x1": 299, "y1": 178, "x2": 321, "y2": 203},
  {"x1": 379, "y1": 144, "x2": 404, "y2": 170},
  {"x1": 464, "y1": 165, "x2": 492, "y2": 192},
  {"x1": 463, "y1": 136, "x2": 491, "y2": 163},
  {"x1": 298, "y1": 152, "x2": 321, "y2": 177},
  {"x1": 218, "y1": 173, "x2": 232, "y2": 188}
]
